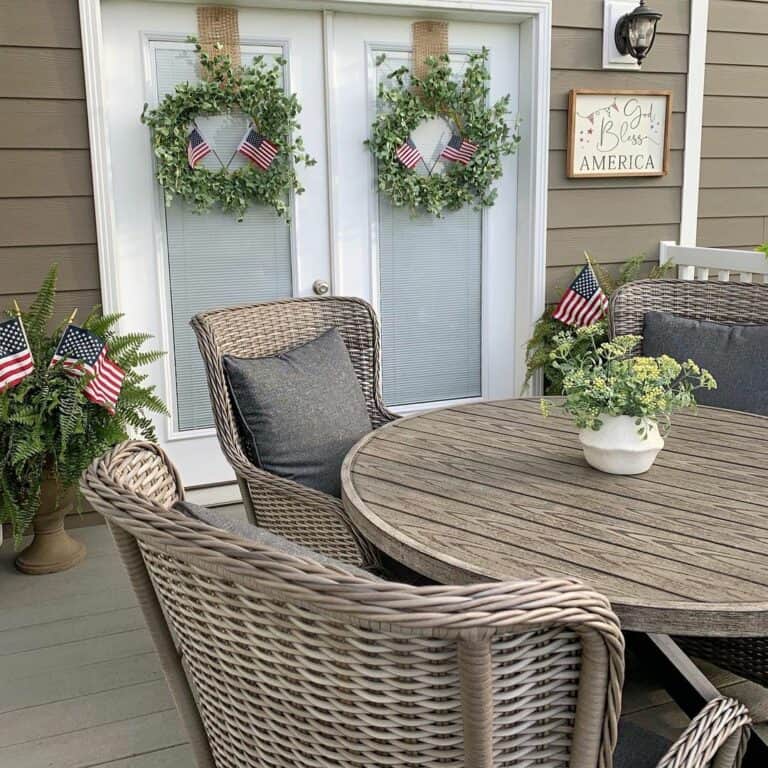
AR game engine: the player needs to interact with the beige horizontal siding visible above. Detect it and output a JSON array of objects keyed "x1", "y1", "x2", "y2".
[
  {"x1": 546, "y1": 1, "x2": 688, "y2": 299},
  {"x1": 0, "y1": 0, "x2": 98, "y2": 316},
  {"x1": 0, "y1": 245, "x2": 99, "y2": 292},
  {"x1": 551, "y1": 28, "x2": 688, "y2": 73},
  {"x1": 708, "y1": 0, "x2": 768, "y2": 33},
  {"x1": 700, "y1": 158, "x2": 768, "y2": 188},
  {"x1": 698, "y1": 217, "x2": 767, "y2": 248},
  {"x1": 0, "y1": 150, "x2": 93, "y2": 197},
  {"x1": 699, "y1": 188, "x2": 768, "y2": 219},
  {"x1": 0, "y1": 99, "x2": 90, "y2": 148},
  {"x1": 550, "y1": 70, "x2": 687, "y2": 111},
  {"x1": 549, "y1": 188, "x2": 682, "y2": 230},
  {"x1": 0, "y1": 197, "x2": 96, "y2": 248},
  {"x1": 697, "y1": 0, "x2": 768, "y2": 251},
  {"x1": 548, "y1": 224, "x2": 680, "y2": 267},
  {"x1": 0, "y1": 48, "x2": 85, "y2": 100},
  {"x1": 704, "y1": 96, "x2": 768, "y2": 128},
  {"x1": 706, "y1": 32, "x2": 767, "y2": 66},
  {"x1": 0, "y1": 0, "x2": 81, "y2": 48},
  {"x1": 701, "y1": 127, "x2": 768, "y2": 157},
  {"x1": 553, "y1": 1, "x2": 690, "y2": 34}
]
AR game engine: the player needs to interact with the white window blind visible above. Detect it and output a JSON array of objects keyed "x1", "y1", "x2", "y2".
[
  {"x1": 375, "y1": 51, "x2": 482, "y2": 407},
  {"x1": 153, "y1": 44, "x2": 292, "y2": 431}
]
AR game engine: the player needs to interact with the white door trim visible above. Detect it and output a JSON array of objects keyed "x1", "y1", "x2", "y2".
[
  {"x1": 680, "y1": 0, "x2": 709, "y2": 246},
  {"x1": 80, "y1": 0, "x2": 551, "y2": 396}
]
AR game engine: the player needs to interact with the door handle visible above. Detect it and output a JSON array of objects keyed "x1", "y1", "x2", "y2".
[{"x1": 312, "y1": 279, "x2": 330, "y2": 296}]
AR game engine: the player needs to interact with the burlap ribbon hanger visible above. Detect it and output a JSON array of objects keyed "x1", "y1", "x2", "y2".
[
  {"x1": 411, "y1": 20, "x2": 449, "y2": 82},
  {"x1": 197, "y1": 6, "x2": 240, "y2": 74}
]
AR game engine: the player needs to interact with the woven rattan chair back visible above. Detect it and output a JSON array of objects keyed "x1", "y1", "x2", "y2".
[
  {"x1": 609, "y1": 279, "x2": 768, "y2": 339},
  {"x1": 82, "y1": 441, "x2": 627, "y2": 768},
  {"x1": 190, "y1": 297, "x2": 397, "y2": 566},
  {"x1": 609, "y1": 278, "x2": 768, "y2": 689}
]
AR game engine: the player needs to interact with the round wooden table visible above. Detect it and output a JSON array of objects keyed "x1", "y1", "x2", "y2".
[{"x1": 342, "y1": 398, "x2": 768, "y2": 638}]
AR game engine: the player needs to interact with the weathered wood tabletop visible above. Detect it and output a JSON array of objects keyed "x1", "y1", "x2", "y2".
[{"x1": 342, "y1": 398, "x2": 768, "y2": 637}]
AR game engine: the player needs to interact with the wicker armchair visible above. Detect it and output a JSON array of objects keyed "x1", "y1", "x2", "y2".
[
  {"x1": 81, "y1": 440, "x2": 751, "y2": 768},
  {"x1": 610, "y1": 279, "x2": 768, "y2": 688},
  {"x1": 190, "y1": 296, "x2": 398, "y2": 570}
]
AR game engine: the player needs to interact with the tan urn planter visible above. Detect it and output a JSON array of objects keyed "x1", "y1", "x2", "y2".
[{"x1": 15, "y1": 472, "x2": 86, "y2": 575}]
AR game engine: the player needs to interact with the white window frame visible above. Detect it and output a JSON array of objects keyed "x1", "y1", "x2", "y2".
[{"x1": 79, "y1": 0, "x2": 552, "y2": 398}]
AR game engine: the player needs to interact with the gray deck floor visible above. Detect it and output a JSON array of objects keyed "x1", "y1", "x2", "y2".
[{"x1": 1, "y1": 512, "x2": 766, "y2": 767}]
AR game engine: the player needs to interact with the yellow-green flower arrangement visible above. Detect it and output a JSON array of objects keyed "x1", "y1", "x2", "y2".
[{"x1": 542, "y1": 323, "x2": 717, "y2": 435}]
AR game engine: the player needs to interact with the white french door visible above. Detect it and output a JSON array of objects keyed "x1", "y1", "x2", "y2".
[
  {"x1": 101, "y1": 1, "x2": 525, "y2": 485},
  {"x1": 330, "y1": 14, "x2": 519, "y2": 410}
]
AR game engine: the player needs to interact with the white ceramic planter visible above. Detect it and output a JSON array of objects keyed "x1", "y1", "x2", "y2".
[{"x1": 579, "y1": 414, "x2": 664, "y2": 475}]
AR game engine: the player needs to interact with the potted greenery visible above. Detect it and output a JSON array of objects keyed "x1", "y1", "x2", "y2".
[
  {"x1": 0, "y1": 266, "x2": 166, "y2": 573},
  {"x1": 542, "y1": 323, "x2": 716, "y2": 475},
  {"x1": 525, "y1": 253, "x2": 674, "y2": 394}
]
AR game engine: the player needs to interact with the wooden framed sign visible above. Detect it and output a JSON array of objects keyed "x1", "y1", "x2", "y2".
[{"x1": 567, "y1": 89, "x2": 672, "y2": 178}]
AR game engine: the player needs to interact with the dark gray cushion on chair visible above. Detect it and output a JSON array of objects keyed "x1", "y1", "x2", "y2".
[
  {"x1": 223, "y1": 328, "x2": 372, "y2": 497},
  {"x1": 643, "y1": 310, "x2": 768, "y2": 415},
  {"x1": 173, "y1": 500, "x2": 375, "y2": 578},
  {"x1": 614, "y1": 719, "x2": 672, "y2": 768}
]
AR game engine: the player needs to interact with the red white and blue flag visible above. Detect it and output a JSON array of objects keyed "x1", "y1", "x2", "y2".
[
  {"x1": 238, "y1": 126, "x2": 278, "y2": 170},
  {"x1": 395, "y1": 138, "x2": 422, "y2": 170},
  {"x1": 0, "y1": 316, "x2": 34, "y2": 391},
  {"x1": 51, "y1": 325, "x2": 125, "y2": 414},
  {"x1": 187, "y1": 126, "x2": 211, "y2": 169},
  {"x1": 552, "y1": 264, "x2": 609, "y2": 327},
  {"x1": 440, "y1": 133, "x2": 477, "y2": 166}
]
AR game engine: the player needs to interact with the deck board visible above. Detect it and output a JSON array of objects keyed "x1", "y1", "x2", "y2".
[{"x1": 0, "y1": 509, "x2": 764, "y2": 765}]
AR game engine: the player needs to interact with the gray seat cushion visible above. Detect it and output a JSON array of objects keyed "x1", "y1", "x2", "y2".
[
  {"x1": 173, "y1": 500, "x2": 375, "y2": 578},
  {"x1": 223, "y1": 328, "x2": 372, "y2": 497},
  {"x1": 643, "y1": 310, "x2": 768, "y2": 415},
  {"x1": 614, "y1": 719, "x2": 672, "y2": 768}
]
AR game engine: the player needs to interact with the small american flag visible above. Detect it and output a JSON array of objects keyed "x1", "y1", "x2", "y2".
[
  {"x1": 552, "y1": 264, "x2": 609, "y2": 327},
  {"x1": 0, "y1": 316, "x2": 34, "y2": 391},
  {"x1": 395, "y1": 138, "x2": 422, "y2": 170},
  {"x1": 187, "y1": 127, "x2": 211, "y2": 169},
  {"x1": 238, "y1": 126, "x2": 278, "y2": 170},
  {"x1": 440, "y1": 133, "x2": 478, "y2": 166},
  {"x1": 51, "y1": 325, "x2": 125, "y2": 414}
]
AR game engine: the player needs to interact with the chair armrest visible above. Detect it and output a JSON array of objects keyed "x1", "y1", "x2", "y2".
[
  {"x1": 656, "y1": 697, "x2": 751, "y2": 768},
  {"x1": 228, "y1": 449, "x2": 381, "y2": 569}
]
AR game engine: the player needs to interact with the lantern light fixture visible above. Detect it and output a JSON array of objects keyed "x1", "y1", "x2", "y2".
[{"x1": 614, "y1": 0, "x2": 663, "y2": 65}]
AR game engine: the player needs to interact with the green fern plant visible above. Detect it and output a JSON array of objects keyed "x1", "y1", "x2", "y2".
[{"x1": 0, "y1": 265, "x2": 167, "y2": 544}]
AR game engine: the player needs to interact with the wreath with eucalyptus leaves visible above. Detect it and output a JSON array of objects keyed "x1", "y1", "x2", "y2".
[
  {"x1": 141, "y1": 40, "x2": 314, "y2": 220},
  {"x1": 367, "y1": 49, "x2": 519, "y2": 216}
]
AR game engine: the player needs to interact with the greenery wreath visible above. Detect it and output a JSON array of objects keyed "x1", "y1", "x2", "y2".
[
  {"x1": 141, "y1": 40, "x2": 314, "y2": 220},
  {"x1": 367, "y1": 49, "x2": 520, "y2": 216}
]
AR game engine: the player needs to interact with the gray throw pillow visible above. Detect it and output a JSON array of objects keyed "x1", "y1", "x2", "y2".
[
  {"x1": 173, "y1": 501, "x2": 375, "y2": 578},
  {"x1": 223, "y1": 328, "x2": 372, "y2": 497},
  {"x1": 643, "y1": 310, "x2": 768, "y2": 415},
  {"x1": 613, "y1": 719, "x2": 671, "y2": 768}
]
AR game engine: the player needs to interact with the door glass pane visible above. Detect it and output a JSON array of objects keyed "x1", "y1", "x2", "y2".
[
  {"x1": 375, "y1": 51, "x2": 482, "y2": 407},
  {"x1": 153, "y1": 44, "x2": 292, "y2": 431}
]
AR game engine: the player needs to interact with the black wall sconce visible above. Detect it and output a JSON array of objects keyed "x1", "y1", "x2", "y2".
[{"x1": 614, "y1": 0, "x2": 663, "y2": 65}]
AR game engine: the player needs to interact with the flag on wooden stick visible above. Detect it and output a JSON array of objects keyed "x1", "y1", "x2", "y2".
[
  {"x1": 440, "y1": 133, "x2": 477, "y2": 166},
  {"x1": 237, "y1": 126, "x2": 278, "y2": 170},
  {"x1": 552, "y1": 262, "x2": 608, "y2": 327},
  {"x1": 187, "y1": 126, "x2": 212, "y2": 169},
  {"x1": 395, "y1": 138, "x2": 422, "y2": 170},
  {"x1": 51, "y1": 325, "x2": 125, "y2": 414},
  {"x1": 0, "y1": 316, "x2": 34, "y2": 391}
]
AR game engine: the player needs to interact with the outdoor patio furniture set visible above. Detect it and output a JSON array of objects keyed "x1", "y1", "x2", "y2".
[{"x1": 81, "y1": 280, "x2": 768, "y2": 767}]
